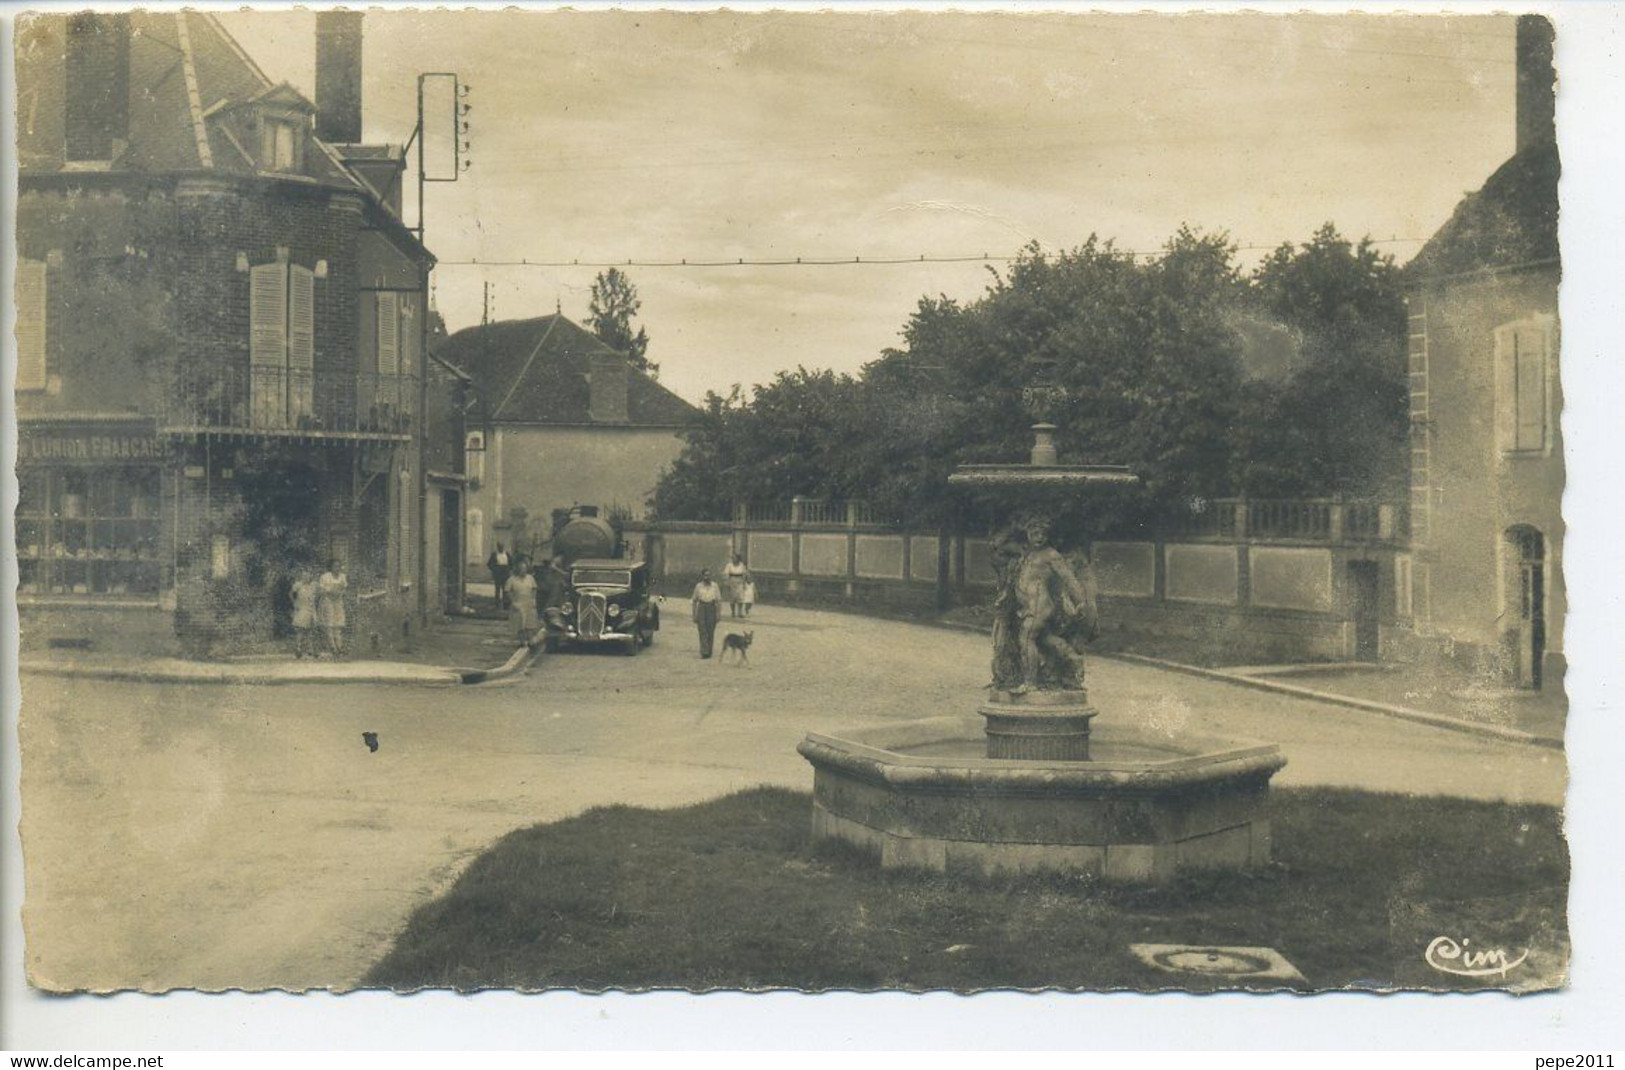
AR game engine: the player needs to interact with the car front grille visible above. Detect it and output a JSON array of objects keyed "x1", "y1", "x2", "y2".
[{"x1": 578, "y1": 592, "x2": 607, "y2": 639}]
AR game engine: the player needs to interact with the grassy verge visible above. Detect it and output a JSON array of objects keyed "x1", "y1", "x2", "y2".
[{"x1": 364, "y1": 786, "x2": 1567, "y2": 992}]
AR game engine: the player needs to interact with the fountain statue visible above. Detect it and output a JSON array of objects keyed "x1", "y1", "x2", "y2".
[{"x1": 797, "y1": 408, "x2": 1287, "y2": 883}]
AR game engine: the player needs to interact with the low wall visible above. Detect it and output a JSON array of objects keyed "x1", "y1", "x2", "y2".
[{"x1": 630, "y1": 520, "x2": 1413, "y2": 666}]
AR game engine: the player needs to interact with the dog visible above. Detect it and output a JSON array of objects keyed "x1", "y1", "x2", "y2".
[{"x1": 719, "y1": 630, "x2": 754, "y2": 664}]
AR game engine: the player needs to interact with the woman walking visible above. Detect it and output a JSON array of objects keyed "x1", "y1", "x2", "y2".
[
  {"x1": 317, "y1": 559, "x2": 348, "y2": 657},
  {"x1": 506, "y1": 560, "x2": 540, "y2": 646},
  {"x1": 691, "y1": 568, "x2": 722, "y2": 658},
  {"x1": 723, "y1": 553, "x2": 749, "y2": 618}
]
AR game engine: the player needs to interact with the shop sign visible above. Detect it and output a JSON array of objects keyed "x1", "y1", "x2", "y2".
[{"x1": 19, "y1": 429, "x2": 165, "y2": 463}]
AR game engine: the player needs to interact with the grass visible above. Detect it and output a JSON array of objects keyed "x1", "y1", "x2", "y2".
[{"x1": 363, "y1": 786, "x2": 1568, "y2": 993}]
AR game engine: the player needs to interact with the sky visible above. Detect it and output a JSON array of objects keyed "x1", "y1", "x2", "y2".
[{"x1": 216, "y1": 7, "x2": 1520, "y2": 404}]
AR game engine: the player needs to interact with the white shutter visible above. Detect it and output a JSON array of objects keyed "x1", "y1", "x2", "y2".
[
  {"x1": 1514, "y1": 326, "x2": 1548, "y2": 451},
  {"x1": 14, "y1": 260, "x2": 47, "y2": 391},
  {"x1": 1492, "y1": 323, "x2": 1516, "y2": 453},
  {"x1": 249, "y1": 262, "x2": 288, "y2": 427},
  {"x1": 287, "y1": 265, "x2": 315, "y2": 423},
  {"x1": 399, "y1": 296, "x2": 417, "y2": 377},
  {"x1": 377, "y1": 293, "x2": 399, "y2": 376}
]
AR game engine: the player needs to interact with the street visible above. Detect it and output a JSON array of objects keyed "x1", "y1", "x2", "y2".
[{"x1": 18, "y1": 604, "x2": 1566, "y2": 992}]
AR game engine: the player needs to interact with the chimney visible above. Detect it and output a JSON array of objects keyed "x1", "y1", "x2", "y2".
[
  {"x1": 588, "y1": 354, "x2": 630, "y2": 424},
  {"x1": 63, "y1": 13, "x2": 130, "y2": 162},
  {"x1": 315, "y1": 11, "x2": 364, "y2": 144},
  {"x1": 1515, "y1": 14, "x2": 1556, "y2": 153}
]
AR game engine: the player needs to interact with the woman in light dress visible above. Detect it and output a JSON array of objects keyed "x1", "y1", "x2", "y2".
[
  {"x1": 317, "y1": 559, "x2": 349, "y2": 657},
  {"x1": 505, "y1": 560, "x2": 539, "y2": 646},
  {"x1": 290, "y1": 566, "x2": 319, "y2": 658},
  {"x1": 723, "y1": 553, "x2": 749, "y2": 618}
]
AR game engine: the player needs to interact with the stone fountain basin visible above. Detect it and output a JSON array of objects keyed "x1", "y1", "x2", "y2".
[{"x1": 797, "y1": 716, "x2": 1286, "y2": 882}]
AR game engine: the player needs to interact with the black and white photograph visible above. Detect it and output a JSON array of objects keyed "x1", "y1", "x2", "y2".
[{"x1": 4, "y1": 0, "x2": 1622, "y2": 1051}]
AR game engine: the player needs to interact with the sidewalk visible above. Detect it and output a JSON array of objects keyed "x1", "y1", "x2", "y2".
[
  {"x1": 1111, "y1": 654, "x2": 1565, "y2": 748},
  {"x1": 924, "y1": 612, "x2": 1565, "y2": 748},
  {"x1": 19, "y1": 614, "x2": 541, "y2": 686}
]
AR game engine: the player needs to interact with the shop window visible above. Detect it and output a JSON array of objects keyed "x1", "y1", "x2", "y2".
[{"x1": 15, "y1": 467, "x2": 163, "y2": 598}]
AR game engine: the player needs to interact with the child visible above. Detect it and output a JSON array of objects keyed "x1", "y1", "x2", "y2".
[{"x1": 740, "y1": 571, "x2": 756, "y2": 618}]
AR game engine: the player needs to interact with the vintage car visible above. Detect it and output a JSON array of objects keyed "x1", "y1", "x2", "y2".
[{"x1": 544, "y1": 557, "x2": 660, "y2": 655}]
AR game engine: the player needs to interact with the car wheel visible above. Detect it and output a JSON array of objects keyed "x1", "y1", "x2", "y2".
[
  {"x1": 624, "y1": 635, "x2": 640, "y2": 656},
  {"x1": 639, "y1": 624, "x2": 653, "y2": 647}
]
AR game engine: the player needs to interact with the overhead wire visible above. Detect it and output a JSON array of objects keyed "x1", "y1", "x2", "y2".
[{"x1": 433, "y1": 237, "x2": 1428, "y2": 271}]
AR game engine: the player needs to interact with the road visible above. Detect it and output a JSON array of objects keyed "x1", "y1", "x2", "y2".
[{"x1": 17, "y1": 604, "x2": 1566, "y2": 992}]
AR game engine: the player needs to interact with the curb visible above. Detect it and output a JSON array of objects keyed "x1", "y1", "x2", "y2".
[
  {"x1": 457, "y1": 628, "x2": 545, "y2": 684},
  {"x1": 19, "y1": 626, "x2": 551, "y2": 688},
  {"x1": 17, "y1": 662, "x2": 466, "y2": 687},
  {"x1": 1107, "y1": 652, "x2": 1563, "y2": 750}
]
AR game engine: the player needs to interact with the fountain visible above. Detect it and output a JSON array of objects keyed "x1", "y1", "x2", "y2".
[{"x1": 797, "y1": 409, "x2": 1287, "y2": 882}]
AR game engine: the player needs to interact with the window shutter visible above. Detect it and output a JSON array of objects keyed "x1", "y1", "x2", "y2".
[
  {"x1": 1493, "y1": 323, "x2": 1516, "y2": 452},
  {"x1": 377, "y1": 293, "x2": 400, "y2": 376},
  {"x1": 1514, "y1": 326, "x2": 1547, "y2": 451},
  {"x1": 399, "y1": 297, "x2": 417, "y2": 376},
  {"x1": 287, "y1": 265, "x2": 315, "y2": 422},
  {"x1": 15, "y1": 260, "x2": 47, "y2": 391},
  {"x1": 249, "y1": 262, "x2": 288, "y2": 427}
]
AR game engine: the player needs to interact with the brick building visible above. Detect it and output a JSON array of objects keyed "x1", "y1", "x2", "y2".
[
  {"x1": 438, "y1": 315, "x2": 697, "y2": 567},
  {"x1": 1402, "y1": 16, "x2": 1562, "y2": 689},
  {"x1": 14, "y1": 12, "x2": 437, "y2": 656}
]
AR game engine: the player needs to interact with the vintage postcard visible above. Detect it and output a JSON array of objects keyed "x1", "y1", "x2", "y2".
[{"x1": 10, "y1": 5, "x2": 1573, "y2": 1009}]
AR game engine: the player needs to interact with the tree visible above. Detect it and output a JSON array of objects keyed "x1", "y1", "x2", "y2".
[
  {"x1": 1232, "y1": 224, "x2": 1408, "y2": 498},
  {"x1": 650, "y1": 224, "x2": 1406, "y2": 529},
  {"x1": 587, "y1": 267, "x2": 655, "y2": 378}
]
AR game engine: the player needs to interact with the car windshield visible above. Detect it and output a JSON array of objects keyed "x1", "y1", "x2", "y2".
[{"x1": 573, "y1": 568, "x2": 632, "y2": 587}]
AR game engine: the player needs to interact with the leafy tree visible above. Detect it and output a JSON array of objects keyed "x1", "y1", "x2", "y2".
[
  {"x1": 1233, "y1": 224, "x2": 1408, "y2": 497},
  {"x1": 651, "y1": 224, "x2": 1407, "y2": 528},
  {"x1": 587, "y1": 267, "x2": 655, "y2": 378}
]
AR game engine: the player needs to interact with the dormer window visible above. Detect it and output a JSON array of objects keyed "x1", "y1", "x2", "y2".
[
  {"x1": 260, "y1": 113, "x2": 306, "y2": 173},
  {"x1": 216, "y1": 83, "x2": 317, "y2": 176}
]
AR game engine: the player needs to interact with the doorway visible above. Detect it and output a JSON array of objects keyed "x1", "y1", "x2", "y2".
[
  {"x1": 440, "y1": 489, "x2": 462, "y2": 613},
  {"x1": 1348, "y1": 560, "x2": 1380, "y2": 661},
  {"x1": 1508, "y1": 526, "x2": 1546, "y2": 690},
  {"x1": 237, "y1": 461, "x2": 323, "y2": 638}
]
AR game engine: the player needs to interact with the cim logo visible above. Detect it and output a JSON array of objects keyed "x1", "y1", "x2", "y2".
[{"x1": 1424, "y1": 935, "x2": 1530, "y2": 979}]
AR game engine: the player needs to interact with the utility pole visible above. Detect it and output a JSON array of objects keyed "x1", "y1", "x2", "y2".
[{"x1": 401, "y1": 71, "x2": 469, "y2": 624}]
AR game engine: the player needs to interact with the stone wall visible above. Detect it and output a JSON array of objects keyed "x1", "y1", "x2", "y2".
[{"x1": 630, "y1": 519, "x2": 1411, "y2": 665}]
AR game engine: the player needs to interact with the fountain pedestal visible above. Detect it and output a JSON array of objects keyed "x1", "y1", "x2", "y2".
[{"x1": 979, "y1": 690, "x2": 1097, "y2": 761}]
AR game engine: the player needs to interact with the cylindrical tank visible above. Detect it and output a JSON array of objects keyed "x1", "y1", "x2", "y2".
[{"x1": 553, "y1": 515, "x2": 618, "y2": 563}]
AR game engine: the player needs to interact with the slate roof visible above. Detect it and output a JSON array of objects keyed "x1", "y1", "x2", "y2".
[
  {"x1": 16, "y1": 12, "x2": 357, "y2": 189},
  {"x1": 1406, "y1": 138, "x2": 1560, "y2": 281},
  {"x1": 438, "y1": 315, "x2": 698, "y2": 428}
]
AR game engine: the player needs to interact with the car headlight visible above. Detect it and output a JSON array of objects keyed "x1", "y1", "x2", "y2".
[
  {"x1": 562, "y1": 603, "x2": 573, "y2": 615},
  {"x1": 607, "y1": 604, "x2": 621, "y2": 618}
]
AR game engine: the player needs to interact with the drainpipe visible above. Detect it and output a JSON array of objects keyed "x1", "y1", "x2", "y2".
[{"x1": 418, "y1": 258, "x2": 431, "y2": 624}]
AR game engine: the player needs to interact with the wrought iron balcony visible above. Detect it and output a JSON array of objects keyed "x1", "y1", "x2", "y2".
[{"x1": 161, "y1": 364, "x2": 419, "y2": 439}]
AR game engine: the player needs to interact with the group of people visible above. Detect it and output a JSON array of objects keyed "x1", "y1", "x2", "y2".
[
  {"x1": 690, "y1": 553, "x2": 755, "y2": 659},
  {"x1": 288, "y1": 560, "x2": 350, "y2": 659}
]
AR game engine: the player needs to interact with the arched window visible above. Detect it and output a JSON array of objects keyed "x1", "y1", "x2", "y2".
[{"x1": 465, "y1": 431, "x2": 486, "y2": 487}]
